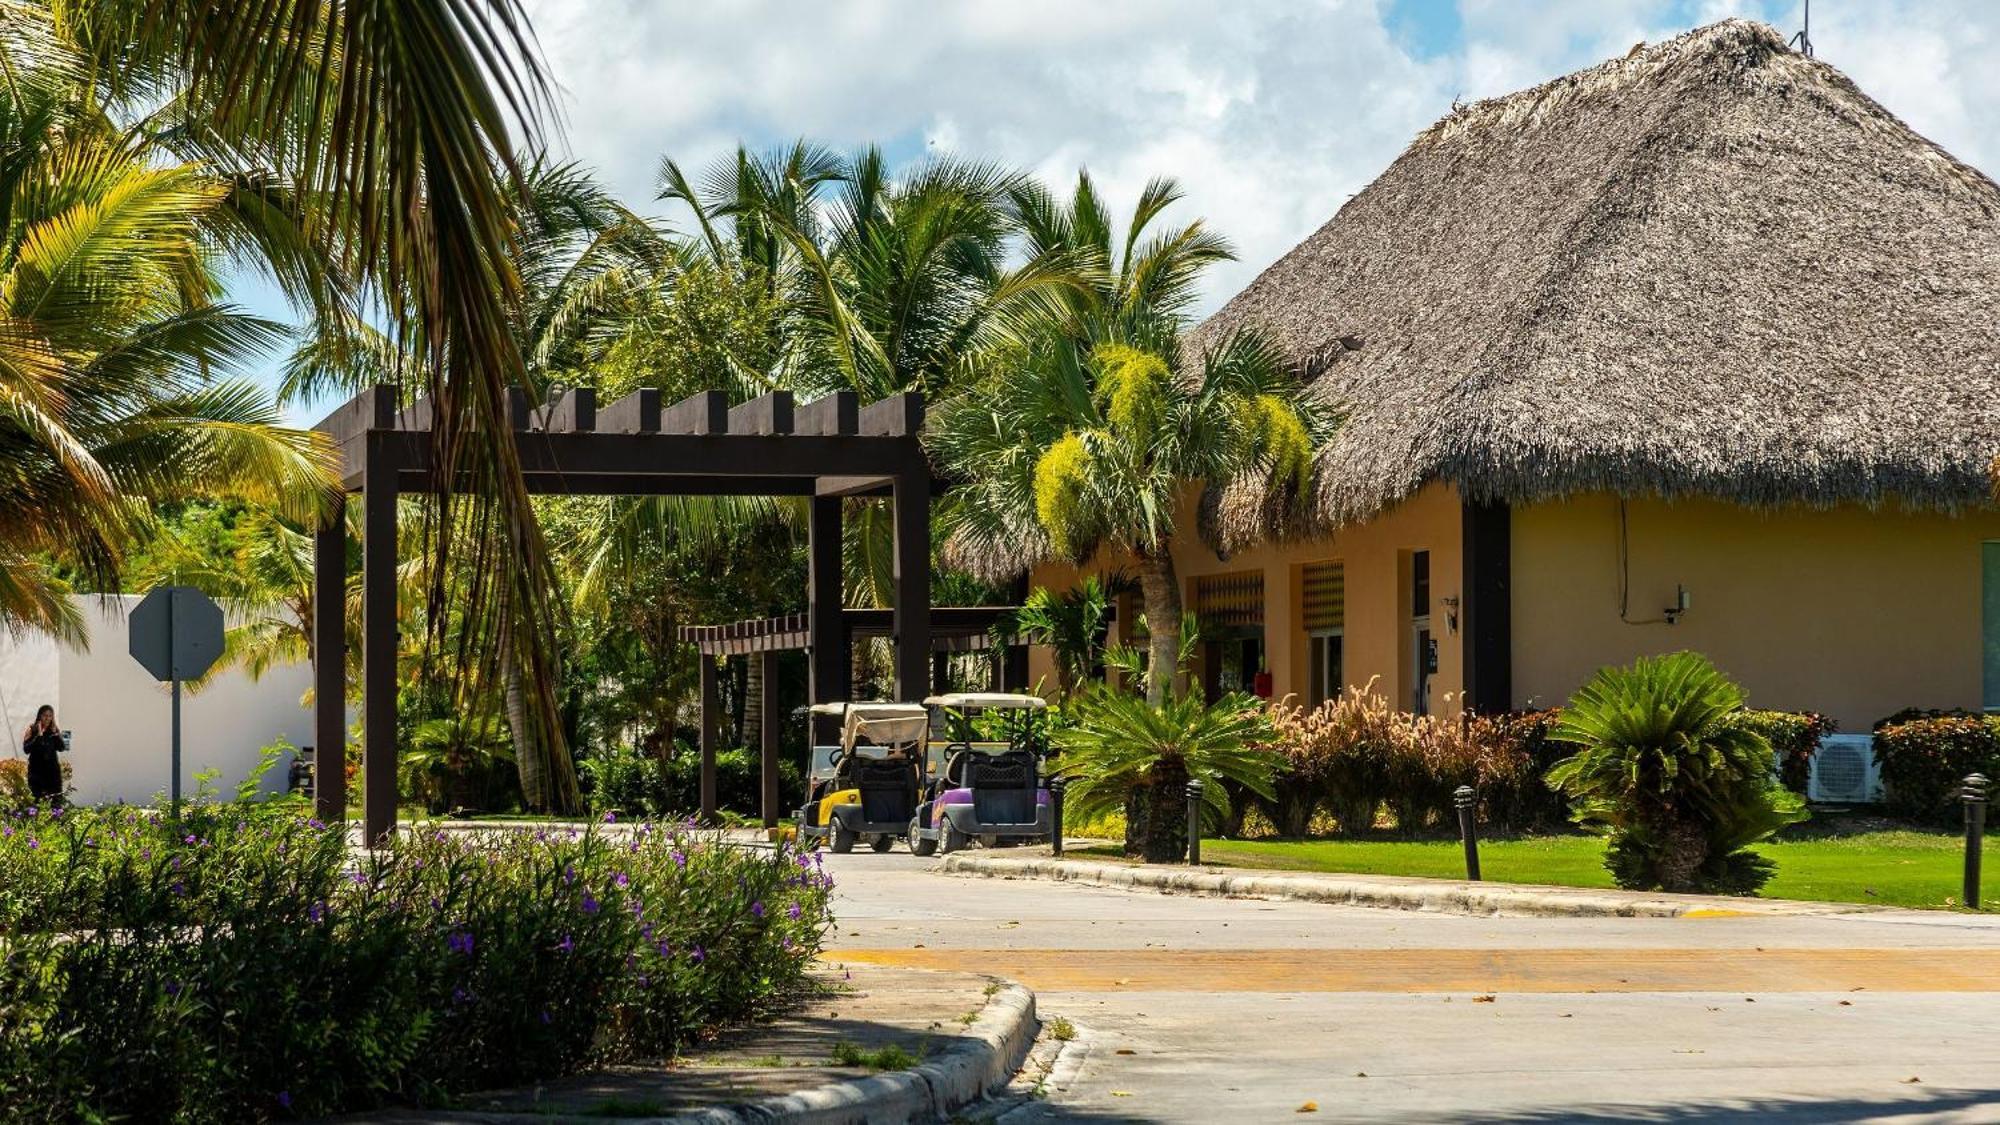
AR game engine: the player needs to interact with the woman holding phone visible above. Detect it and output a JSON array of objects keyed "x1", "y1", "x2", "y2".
[{"x1": 21, "y1": 704, "x2": 65, "y2": 804}]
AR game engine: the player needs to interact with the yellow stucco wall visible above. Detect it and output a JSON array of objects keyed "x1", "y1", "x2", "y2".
[
  {"x1": 1026, "y1": 483, "x2": 1466, "y2": 714},
  {"x1": 1511, "y1": 494, "x2": 2000, "y2": 730}
]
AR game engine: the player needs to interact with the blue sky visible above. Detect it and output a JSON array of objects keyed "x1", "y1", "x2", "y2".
[{"x1": 254, "y1": 0, "x2": 2000, "y2": 425}]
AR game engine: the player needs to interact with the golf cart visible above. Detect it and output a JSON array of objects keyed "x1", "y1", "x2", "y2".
[
  {"x1": 796, "y1": 702, "x2": 930, "y2": 854},
  {"x1": 908, "y1": 693, "x2": 1052, "y2": 856}
]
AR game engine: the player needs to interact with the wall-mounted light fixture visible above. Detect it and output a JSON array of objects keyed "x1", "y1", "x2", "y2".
[
  {"x1": 1441, "y1": 595, "x2": 1460, "y2": 635},
  {"x1": 1663, "y1": 585, "x2": 1691, "y2": 625}
]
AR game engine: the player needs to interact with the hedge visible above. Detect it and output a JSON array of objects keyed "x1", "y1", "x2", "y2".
[
  {"x1": 0, "y1": 799, "x2": 832, "y2": 1120},
  {"x1": 582, "y1": 745, "x2": 805, "y2": 819},
  {"x1": 1732, "y1": 709, "x2": 1833, "y2": 795},
  {"x1": 1871, "y1": 712, "x2": 2000, "y2": 824}
]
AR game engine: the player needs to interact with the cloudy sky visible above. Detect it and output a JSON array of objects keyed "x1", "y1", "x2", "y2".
[{"x1": 267, "y1": 0, "x2": 2000, "y2": 420}]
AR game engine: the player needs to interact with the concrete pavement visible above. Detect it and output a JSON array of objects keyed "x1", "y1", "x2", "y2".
[{"x1": 818, "y1": 851, "x2": 2000, "y2": 1123}]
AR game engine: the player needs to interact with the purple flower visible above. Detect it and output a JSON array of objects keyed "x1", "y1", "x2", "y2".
[
  {"x1": 448, "y1": 931, "x2": 475, "y2": 956},
  {"x1": 581, "y1": 893, "x2": 600, "y2": 916},
  {"x1": 165, "y1": 980, "x2": 182, "y2": 996},
  {"x1": 25, "y1": 838, "x2": 37, "y2": 850},
  {"x1": 556, "y1": 934, "x2": 575, "y2": 954},
  {"x1": 172, "y1": 881, "x2": 186, "y2": 896},
  {"x1": 451, "y1": 987, "x2": 474, "y2": 1005},
  {"x1": 349, "y1": 871, "x2": 368, "y2": 886},
  {"x1": 750, "y1": 900, "x2": 766, "y2": 919},
  {"x1": 276, "y1": 1091, "x2": 291, "y2": 1110},
  {"x1": 603, "y1": 811, "x2": 617, "y2": 823},
  {"x1": 689, "y1": 946, "x2": 705, "y2": 963},
  {"x1": 671, "y1": 850, "x2": 687, "y2": 869},
  {"x1": 657, "y1": 941, "x2": 672, "y2": 957},
  {"x1": 539, "y1": 1010, "x2": 553, "y2": 1025},
  {"x1": 788, "y1": 902, "x2": 803, "y2": 920},
  {"x1": 184, "y1": 834, "x2": 195, "y2": 845},
  {"x1": 308, "y1": 902, "x2": 326, "y2": 924},
  {"x1": 562, "y1": 864, "x2": 575, "y2": 885},
  {"x1": 613, "y1": 872, "x2": 629, "y2": 889}
]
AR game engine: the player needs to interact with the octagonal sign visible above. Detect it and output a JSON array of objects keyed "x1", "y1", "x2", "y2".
[{"x1": 129, "y1": 585, "x2": 225, "y2": 682}]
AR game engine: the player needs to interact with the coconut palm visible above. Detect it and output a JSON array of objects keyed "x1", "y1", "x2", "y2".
[
  {"x1": 0, "y1": 35, "x2": 335, "y2": 638},
  {"x1": 48, "y1": 0, "x2": 575, "y2": 805},
  {"x1": 935, "y1": 332, "x2": 1323, "y2": 703},
  {"x1": 933, "y1": 178, "x2": 1326, "y2": 702}
]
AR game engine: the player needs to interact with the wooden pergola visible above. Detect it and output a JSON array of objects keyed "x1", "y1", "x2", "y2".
[
  {"x1": 678, "y1": 606, "x2": 1029, "y2": 828},
  {"x1": 310, "y1": 384, "x2": 935, "y2": 842}
]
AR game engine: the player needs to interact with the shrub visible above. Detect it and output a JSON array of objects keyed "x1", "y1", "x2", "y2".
[
  {"x1": 1871, "y1": 715, "x2": 2000, "y2": 825},
  {"x1": 1732, "y1": 710, "x2": 1833, "y2": 794},
  {"x1": 1054, "y1": 687, "x2": 1276, "y2": 862},
  {"x1": 1546, "y1": 652, "x2": 1808, "y2": 894},
  {"x1": 583, "y1": 744, "x2": 803, "y2": 818},
  {"x1": 1253, "y1": 691, "x2": 1568, "y2": 838},
  {"x1": 0, "y1": 800, "x2": 831, "y2": 1120},
  {"x1": 0, "y1": 758, "x2": 70, "y2": 806}
]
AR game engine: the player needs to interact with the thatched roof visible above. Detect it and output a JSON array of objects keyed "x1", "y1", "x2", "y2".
[{"x1": 1198, "y1": 19, "x2": 2000, "y2": 549}]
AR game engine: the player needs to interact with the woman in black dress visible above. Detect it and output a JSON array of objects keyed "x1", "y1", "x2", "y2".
[{"x1": 21, "y1": 704, "x2": 65, "y2": 804}]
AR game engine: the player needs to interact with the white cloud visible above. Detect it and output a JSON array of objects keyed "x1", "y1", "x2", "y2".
[{"x1": 520, "y1": 0, "x2": 2000, "y2": 314}]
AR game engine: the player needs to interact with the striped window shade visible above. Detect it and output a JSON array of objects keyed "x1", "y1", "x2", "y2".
[
  {"x1": 1192, "y1": 571, "x2": 1265, "y2": 629},
  {"x1": 1302, "y1": 562, "x2": 1345, "y2": 631}
]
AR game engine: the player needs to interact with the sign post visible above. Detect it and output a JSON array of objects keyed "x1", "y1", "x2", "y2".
[{"x1": 129, "y1": 586, "x2": 225, "y2": 819}]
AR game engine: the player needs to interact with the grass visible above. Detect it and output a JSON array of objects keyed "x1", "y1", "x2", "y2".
[
  {"x1": 829, "y1": 1041, "x2": 919, "y2": 1070},
  {"x1": 1083, "y1": 821, "x2": 2000, "y2": 912}
]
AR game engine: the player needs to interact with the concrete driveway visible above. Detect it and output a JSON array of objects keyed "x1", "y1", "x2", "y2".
[{"x1": 819, "y1": 852, "x2": 2000, "y2": 1123}]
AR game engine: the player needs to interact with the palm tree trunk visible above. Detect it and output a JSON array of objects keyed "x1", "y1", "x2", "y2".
[
  {"x1": 1138, "y1": 756, "x2": 1190, "y2": 862},
  {"x1": 499, "y1": 615, "x2": 551, "y2": 810},
  {"x1": 1135, "y1": 548, "x2": 1184, "y2": 705}
]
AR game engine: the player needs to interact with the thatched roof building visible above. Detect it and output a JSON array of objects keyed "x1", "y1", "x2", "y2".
[{"x1": 1199, "y1": 19, "x2": 2000, "y2": 548}]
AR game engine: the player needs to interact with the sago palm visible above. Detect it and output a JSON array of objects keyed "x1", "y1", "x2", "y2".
[
  {"x1": 1054, "y1": 687, "x2": 1276, "y2": 862},
  {"x1": 1546, "y1": 651, "x2": 1807, "y2": 893}
]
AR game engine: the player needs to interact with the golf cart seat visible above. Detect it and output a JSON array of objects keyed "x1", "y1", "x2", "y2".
[
  {"x1": 944, "y1": 746, "x2": 1039, "y2": 825},
  {"x1": 851, "y1": 754, "x2": 919, "y2": 825}
]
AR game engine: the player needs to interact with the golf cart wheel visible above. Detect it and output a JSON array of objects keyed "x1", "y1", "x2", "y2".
[
  {"x1": 909, "y1": 819, "x2": 938, "y2": 857},
  {"x1": 830, "y1": 822, "x2": 857, "y2": 854},
  {"x1": 942, "y1": 821, "x2": 970, "y2": 854},
  {"x1": 870, "y1": 834, "x2": 895, "y2": 853}
]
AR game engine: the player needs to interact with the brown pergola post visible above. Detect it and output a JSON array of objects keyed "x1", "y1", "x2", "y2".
[
  {"x1": 698, "y1": 653, "x2": 719, "y2": 824},
  {"x1": 931, "y1": 650, "x2": 949, "y2": 696},
  {"x1": 759, "y1": 649, "x2": 781, "y2": 828},
  {"x1": 312, "y1": 497, "x2": 346, "y2": 825},
  {"x1": 892, "y1": 471, "x2": 931, "y2": 702},
  {"x1": 807, "y1": 496, "x2": 847, "y2": 742},
  {"x1": 362, "y1": 432, "x2": 398, "y2": 846}
]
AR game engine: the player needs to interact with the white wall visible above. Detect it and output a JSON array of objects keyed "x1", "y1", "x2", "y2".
[{"x1": 2, "y1": 595, "x2": 315, "y2": 805}]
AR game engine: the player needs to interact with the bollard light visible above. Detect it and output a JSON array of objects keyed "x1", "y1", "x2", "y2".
[
  {"x1": 1454, "y1": 785, "x2": 1481, "y2": 882},
  {"x1": 1048, "y1": 775, "x2": 1066, "y2": 859},
  {"x1": 1186, "y1": 778, "x2": 1206, "y2": 866},
  {"x1": 1964, "y1": 773, "x2": 1989, "y2": 911}
]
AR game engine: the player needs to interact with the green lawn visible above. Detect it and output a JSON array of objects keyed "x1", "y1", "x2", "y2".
[{"x1": 1085, "y1": 827, "x2": 1999, "y2": 912}]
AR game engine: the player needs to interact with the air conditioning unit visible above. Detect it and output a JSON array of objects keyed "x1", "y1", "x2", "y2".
[{"x1": 1807, "y1": 734, "x2": 1882, "y2": 804}]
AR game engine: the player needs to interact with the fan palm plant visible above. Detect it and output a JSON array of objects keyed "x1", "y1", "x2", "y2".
[
  {"x1": 1546, "y1": 651, "x2": 1808, "y2": 893},
  {"x1": 1008, "y1": 576, "x2": 1120, "y2": 700},
  {"x1": 1054, "y1": 686, "x2": 1276, "y2": 862}
]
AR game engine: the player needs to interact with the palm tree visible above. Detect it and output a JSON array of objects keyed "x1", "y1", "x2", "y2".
[
  {"x1": 0, "y1": 32, "x2": 335, "y2": 638},
  {"x1": 934, "y1": 334, "x2": 1325, "y2": 703},
  {"x1": 1008, "y1": 575, "x2": 1120, "y2": 700},
  {"x1": 933, "y1": 176, "x2": 1325, "y2": 703},
  {"x1": 50, "y1": 0, "x2": 575, "y2": 806}
]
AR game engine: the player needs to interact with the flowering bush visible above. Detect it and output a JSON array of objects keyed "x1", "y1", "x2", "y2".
[
  {"x1": 1872, "y1": 713, "x2": 2000, "y2": 824},
  {"x1": 0, "y1": 800, "x2": 831, "y2": 1120}
]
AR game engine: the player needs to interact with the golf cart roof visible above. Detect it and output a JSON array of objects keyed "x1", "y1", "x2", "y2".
[
  {"x1": 807, "y1": 701, "x2": 929, "y2": 719},
  {"x1": 924, "y1": 692, "x2": 1049, "y2": 711}
]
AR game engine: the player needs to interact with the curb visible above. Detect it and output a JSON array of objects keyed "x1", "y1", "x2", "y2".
[
  {"x1": 939, "y1": 854, "x2": 1886, "y2": 919},
  {"x1": 660, "y1": 980, "x2": 1037, "y2": 1125}
]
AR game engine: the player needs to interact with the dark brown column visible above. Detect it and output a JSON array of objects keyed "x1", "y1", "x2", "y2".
[
  {"x1": 1461, "y1": 499, "x2": 1513, "y2": 714},
  {"x1": 312, "y1": 495, "x2": 347, "y2": 824},
  {"x1": 892, "y1": 472, "x2": 931, "y2": 703},
  {"x1": 362, "y1": 433, "x2": 398, "y2": 845},
  {"x1": 931, "y1": 650, "x2": 949, "y2": 697},
  {"x1": 699, "y1": 653, "x2": 720, "y2": 824},
  {"x1": 807, "y1": 496, "x2": 847, "y2": 742},
  {"x1": 759, "y1": 649, "x2": 781, "y2": 828}
]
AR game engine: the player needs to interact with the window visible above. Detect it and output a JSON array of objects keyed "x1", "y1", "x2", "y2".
[
  {"x1": 1985, "y1": 543, "x2": 2000, "y2": 711},
  {"x1": 1411, "y1": 549, "x2": 1430, "y2": 618}
]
